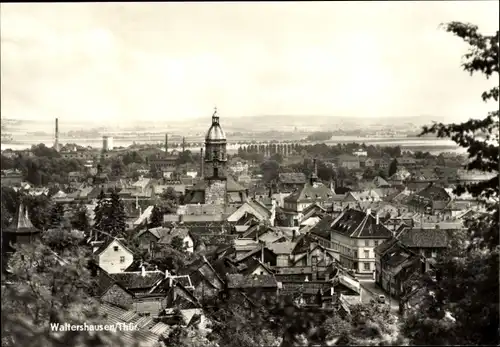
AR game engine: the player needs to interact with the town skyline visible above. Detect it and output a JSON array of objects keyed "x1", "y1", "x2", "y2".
[{"x1": 1, "y1": 1, "x2": 499, "y2": 123}]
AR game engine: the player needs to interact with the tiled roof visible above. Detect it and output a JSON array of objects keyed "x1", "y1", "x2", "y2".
[
  {"x1": 292, "y1": 233, "x2": 319, "y2": 255},
  {"x1": 284, "y1": 182, "x2": 334, "y2": 203},
  {"x1": 246, "y1": 199, "x2": 272, "y2": 219},
  {"x1": 308, "y1": 215, "x2": 335, "y2": 240},
  {"x1": 98, "y1": 303, "x2": 163, "y2": 347},
  {"x1": 384, "y1": 249, "x2": 414, "y2": 268},
  {"x1": 237, "y1": 257, "x2": 273, "y2": 276},
  {"x1": 373, "y1": 237, "x2": 399, "y2": 255},
  {"x1": 415, "y1": 185, "x2": 451, "y2": 201},
  {"x1": 158, "y1": 227, "x2": 190, "y2": 244},
  {"x1": 397, "y1": 227, "x2": 450, "y2": 248},
  {"x1": 178, "y1": 204, "x2": 226, "y2": 215},
  {"x1": 211, "y1": 257, "x2": 239, "y2": 280},
  {"x1": 188, "y1": 175, "x2": 246, "y2": 192},
  {"x1": 227, "y1": 274, "x2": 278, "y2": 288},
  {"x1": 267, "y1": 241, "x2": 297, "y2": 255},
  {"x1": 195, "y1": 233, "x2": 237, "y2": 247},
  {"x1": 279, "y1": 173, "x2": 307, "y2": 184},
  {"x1": 108, "y1": 271, "x2": 164, "y2": 290},
  {"x1": 331, "y1": 209, "x2": 393, "y2": 239},
  {"x1": 373, "y1": 176, "x2": 390, "y2": 187},
  {"x1": 301, "y1": 203, "x2": 326, "y2": 221}
]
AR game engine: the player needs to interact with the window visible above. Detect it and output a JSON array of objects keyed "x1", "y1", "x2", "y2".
[
  {"x1": 364, "y1": 250, "x2": 370, "y2": 259},
  {"x1": 113, "y1": 246, "x2": 119, "y2": 252},
  {"x1": 364, "y1": 240, "x2": 369, "y2": 247},
  {"x1": 374, "y1": 240, "x2": 379, "y2": 247},
  {"x1": 364, "y1": 262, "x2": 370, "y2": 271},
  {"x1": 120, "y1": 256, "x2": 125, "y2": 263},
  {"x1": 213, "y1": 167, "x2": 219, "y2": 178}
]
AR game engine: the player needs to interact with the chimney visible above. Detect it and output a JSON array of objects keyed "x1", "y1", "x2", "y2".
[
  {"x1": 376, "y1": 214, "x2": 379, "y2": 225},
  {"x1": 310, "y1": 158, "x2": 318, "y2": 185},
  {"x1": 182, "y1": 137, "x2": 186, "y2": 153},
  {"x1": 54, "y1": 118, "x2": 59, "y2": 152},
  {"x1": 366, "y1": 208, "x2": 371, "y2": 216},
  {"x1": 165, "y1": 133, "x2": 169, "y2": 154},
  {"x1": 165, "y1": 269, "x2": 170, "y2": 279},
  {"x1": 141, "y1": 265, "x2": 146, "y2": 277},
  {"x1": 200, "y1": 148, "x2": 204, "y2": 177}
]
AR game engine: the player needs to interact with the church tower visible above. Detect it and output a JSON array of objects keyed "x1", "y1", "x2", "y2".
[{"x1": 204, "y1": 107, "x2": 227, "y2": 180}]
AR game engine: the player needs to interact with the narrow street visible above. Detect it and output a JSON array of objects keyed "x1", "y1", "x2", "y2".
[{"x1": 359, "y1": 279, "x2": 400, "y2": 314}]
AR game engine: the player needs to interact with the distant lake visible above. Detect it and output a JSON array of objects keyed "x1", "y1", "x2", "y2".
[{"x1": 1, "y1": 135, "x2": 463, "y2": 155}]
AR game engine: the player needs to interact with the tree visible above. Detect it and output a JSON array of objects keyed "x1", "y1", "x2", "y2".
[
  {"x1": 93, "y1": 189, "x2": 107, "y2": 232},
  {"x1": 388, "y1": 159, "x2": 398, "y2": 177},
  {"x1": 22, "y1": 194, "x2": 52, "y2": 231},
  {"x1": 160, "y1": 325, "x2": 218, "y2": 347},
  {"x1": 108, "y1": 189, "x2": 126, "y2": 237},
  {"x1": 149, "y1": 244, "x2": 190, "y2": 272},
  {"x1": 260, "y1": 160, "x2": 280, "y2": 183},
  {"x1": 149, "y1": 205, "x2": 163, "y2": 228},
  {"x1": 49, "y1": 203, "x2": 65, "y2": 229},
  {"x1": 110, "y1": 157, "x2": 125, "y2": 177},
  {"x1": 42, "y1": 228, "x2": 85, "y2": 254},
  {"x1": 404, "y1": 21, "x2": 499, "y2": 346},
  {"x1": 71, "y1": 202, "x2": 91, "y2": 232},
  {"x1": 160, "y1": 187, "x2": 180, "y2": 213},
  {"x1": 1, "y1": 240, "x2": 136, "y2": 347}
]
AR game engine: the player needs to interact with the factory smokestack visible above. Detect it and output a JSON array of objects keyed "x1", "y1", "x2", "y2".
[
  {"x1": 200, "y1": 148, "x2": 204, "y2": 178},
  {"x1": 182, "y1": 137, "x2": 186, "y2": 153},
  {"x1": 54, "y1": 118, "x2": 59, "y2": 152},
  {"x1": 165, "y1": 133, "x2": 169, "y2": 154}
]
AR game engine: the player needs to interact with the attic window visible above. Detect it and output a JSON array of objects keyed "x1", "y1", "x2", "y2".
[{"x1": 113, "y1": 246, "x2": 119, "y2": 252}]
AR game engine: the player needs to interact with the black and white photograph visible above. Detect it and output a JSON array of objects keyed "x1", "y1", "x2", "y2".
[{"x1": 1, "y1": 2, "x2": 499, "y2": 346}]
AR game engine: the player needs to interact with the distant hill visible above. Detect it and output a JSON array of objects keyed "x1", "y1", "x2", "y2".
[{"x1": 3, "y1": 114, "x2": 447, "y2": 136}]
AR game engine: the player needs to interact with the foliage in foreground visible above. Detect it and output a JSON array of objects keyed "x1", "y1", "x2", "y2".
[{"x1": 405, "y1": 21, "x2": 499, "y2": 346}]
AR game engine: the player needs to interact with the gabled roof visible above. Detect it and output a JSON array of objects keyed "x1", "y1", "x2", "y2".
[
  {"x1": 308, "y1": 215, "x2": 336, "y2": 240},
  {"x1": 291, "y1": 233, "x2": 323, "y2": 255},
  {"x1": 227, "y1": 274, "x2": 278, "y2": 289},
  {"x1": 284, "y1": 182, "x2": 334, "y2": 203},
  {"x1": 94, "y1": 238, "x2": 134, "y2": 257},
  {"x1": 374, "y1": 237, "x2": 399, "y2": 256},
  {"x1": 237, "y1": 257, "x2": 274, "y2": 276},
  {"x1": 397, "y1": 227, "x2": 450, "y2": 248},
  {"x1": 415, "y1": 184, "x2": 451, "y2": 201},
  {"x1": 373, "y1": 176, "x2": 390, "y2": 187},
  {"x1": 331, "y1": 209, "x2": 393, "y2": 239},
  {"x1": 301, "y1": 203, "x2": 326, "y2": 219},
  {"x1": 145, "y1": 227, "x2": 171, "y2": 240},
  {"x1": 108, "y1": 271, "x2": 165, "y2": 290}
]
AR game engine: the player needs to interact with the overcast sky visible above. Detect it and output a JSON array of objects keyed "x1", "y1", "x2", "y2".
[{"x1": 1, "y1": 1, "x2": 498, "y2": 124}]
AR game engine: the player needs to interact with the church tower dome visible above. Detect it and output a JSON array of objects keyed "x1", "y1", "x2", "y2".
[{"x1": 206, "y1": 107, "x2": 226, "y2": 142}]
